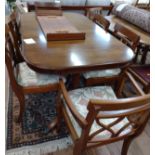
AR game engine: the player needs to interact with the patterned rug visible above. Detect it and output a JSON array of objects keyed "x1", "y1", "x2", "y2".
[
  {"x1": 6, "y1": 89, "x2": 71, "y2": 151},
  {"x1": 6, "y1": 78, "x2": 137, "y2": 154}
]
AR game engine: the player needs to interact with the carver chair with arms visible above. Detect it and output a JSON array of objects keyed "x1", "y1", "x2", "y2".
[
  {"x1": 57, "y1": 71, "x2": 149, "y2": 155},
  {"x1": 83, "y1": 23, "x2": 140, "y2": 86},
  {"x1": 5, "y1": 25, "x2": 65, "y2": 123}
]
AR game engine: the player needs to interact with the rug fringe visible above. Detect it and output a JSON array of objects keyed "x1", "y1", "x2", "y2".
[{"x1": 6, "y1": 136, "x2": 73, "y2": 155}]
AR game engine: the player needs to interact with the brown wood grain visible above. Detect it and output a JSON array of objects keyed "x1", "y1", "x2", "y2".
[
  {"x1": 36, "y1": 15, "x2": 85, "y2": 41},
  {"x1": 58, "y1": 77, "x2": 149, "y2": 155},
  {"x1": 21, "y1": 12, "x2": 134, "y2": 74}
]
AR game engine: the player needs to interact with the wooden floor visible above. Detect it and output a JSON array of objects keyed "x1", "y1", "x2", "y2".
[{"x1": 5, "y1": 69, "x2": 150, "y2": 155}]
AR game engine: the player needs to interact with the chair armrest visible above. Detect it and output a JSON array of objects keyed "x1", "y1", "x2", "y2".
[
  {"x1": 59, "y1": 79, "x2": 87, "y2": 128},
  {"x1": 125, "y1": 71, "x2": 145, "y2": 96},
  {"x1": 89, "y1": 93, "x2": 149, "y2": 119}
]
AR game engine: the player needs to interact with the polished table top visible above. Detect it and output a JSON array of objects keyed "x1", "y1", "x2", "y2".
[
  {"x1": 21, "y1": 12, "x2": 134, "y2": 74},
  {"x1": 105, "y1": 15, "x2": 150, "y2": 44}
]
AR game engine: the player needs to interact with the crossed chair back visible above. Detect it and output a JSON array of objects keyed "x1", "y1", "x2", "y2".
[
  {"x1": 80, "y1": 96, "x2": 149, "y2": 146},
  {"x1": 93, "y1": 14, "x2": 110, "y2": 31},
  {"x1": 114, "y1": 23, "x2": 140, "y2": 51},
  {"x1": 58, "y1": 71, "x2": 150, "y2": 155}
]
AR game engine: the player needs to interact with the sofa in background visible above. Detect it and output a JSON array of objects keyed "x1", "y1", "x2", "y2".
[
  {"x1": 20, "y1": 0, "x2": 111, "y2": 6},
  {"x1": 111, "y1": 2, "x2": 150, "y2": 32},
  {"x1": 18, "y1": 0, "x2": 112, "y2": 15}
]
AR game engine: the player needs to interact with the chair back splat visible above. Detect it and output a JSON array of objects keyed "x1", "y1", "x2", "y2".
[
  {"x1": 87, "y1": 7, "x2": 102, "y2": 21},
  {"x1": 58, "y1": 72, "x2": 149, "y2": 155},
  {"x1": 5, "y1": 26, "x2": 63, "y2": 123},
  {"x1": 93, "y1": 14, "x2": 110, "y2": 31},
  {"x1": 114, "y1": 23, "x2": 140, "y2": 51},
  {"x1": 34, "y1": 1, "x2": 61, "y2": 10},
  {"x1": 7, "y1": 11, "x2": 24, "y2": 63},
  {"x1": 34, "y1": 2, "x2": 62, "y2": 16},
  {"x1": 9, "y1": 10, "x2": 22, "y2": 46}
]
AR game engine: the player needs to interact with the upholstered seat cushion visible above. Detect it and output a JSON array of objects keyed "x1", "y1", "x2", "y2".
[
  {"x1": 83, "y1": 68, "x2": 121, "y2": 79},
  {"x1": 17, "y1": 62, "x2": 64, "y2": 87},
  {"x1": 63, "y1": 86, "x2": 132, "y2": 139}
]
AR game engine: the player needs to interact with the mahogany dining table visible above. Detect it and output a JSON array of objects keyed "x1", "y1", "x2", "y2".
[{"x1": 20, "y1": 12, "x2": 134, "y2": 76}]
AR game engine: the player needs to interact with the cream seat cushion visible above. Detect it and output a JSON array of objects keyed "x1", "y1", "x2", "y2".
[
  {"x1": 83, "y1": 68, "x2": 121, "y2": 79},
  {"x1": 17, "y1": 62, "x2": 65, "y2": 87},
  {"x1": 63, "y1": 86, "x2": 132, "y2": 139}
]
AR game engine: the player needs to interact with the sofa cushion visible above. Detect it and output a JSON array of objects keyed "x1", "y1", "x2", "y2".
[
  {"x1": 61, "y1": 0, "x2": 86, "y2": 6},
  {"x1": 86, "y1": 0, "x2": 111, "y2": 6},
  {"x1": 83, "y1": 68, "x2": 121, "y2": 79},
  {"x1": 17, "y1": 62, "x2": 65, "y2": 87},
  {"x1": 112, "y1": 2, "x2": 150, "y2": 32},
  {"x1": 21, "y1": 0, "x2": 111, "y2": 6}
]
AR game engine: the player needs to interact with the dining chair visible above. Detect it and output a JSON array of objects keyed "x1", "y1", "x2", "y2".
[
  {"x1": 128, "y1": 40, "x2": 150, "y2": 94},
  {"x1": 57, "y1": 71, "x2": 149, "y2": 155},
  {"x1": 35, "y1": 2, "x2": 62, "y2": 16},
  {"x1": 34, "y1": 1, "x2": 61, "y2": 10},
  {"x1": 113, "y1": 23, "x2": 140, "y2": 52},
  {"x1": 135, "y1": 0, "x2": 150, "y2": 10},
  {"x1": 134, "y1": 42, "x2": 150, "y2": 64},
  {"x1": 5, "y1": 26, "x2": 65, "y2": 123},
  {"x1": 9, "y1": 10, "x2": 22, "y2": 46},
  {"x1": 7, "y1": 11, "x2": 24, "y2": 64},
  {"x1": 83, "y1": 23, "x2": 140, "y2": 86},
  {"x1": 86, "y1": 7, "x2": 103, "y2": 21},
  {"x1": 93, "y1": 14, "x2": 110, "y2": 31},
  {"x1": 113, "y1": 23, "x2": 143, "y2": 64}
]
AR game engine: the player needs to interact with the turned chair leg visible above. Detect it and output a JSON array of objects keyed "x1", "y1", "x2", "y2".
[
  {"x1": 121, "y1": 137, "x2": 134, "y2": 155},
  {"x1": 17, "y1": 94, "x2": 25, "y2": 123},
  {"x1": 48, "y1": 91, "x2": 62, "y2": 132},
  {"x1": 73, "y1": 141, "x2": 83, "y2": 155},
  {"x1": 116, "y1": 75, "x2": 125, "y2": 97},
  {"x1": 56, "y1": 101, "x2": 63, "y2": 132}
]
